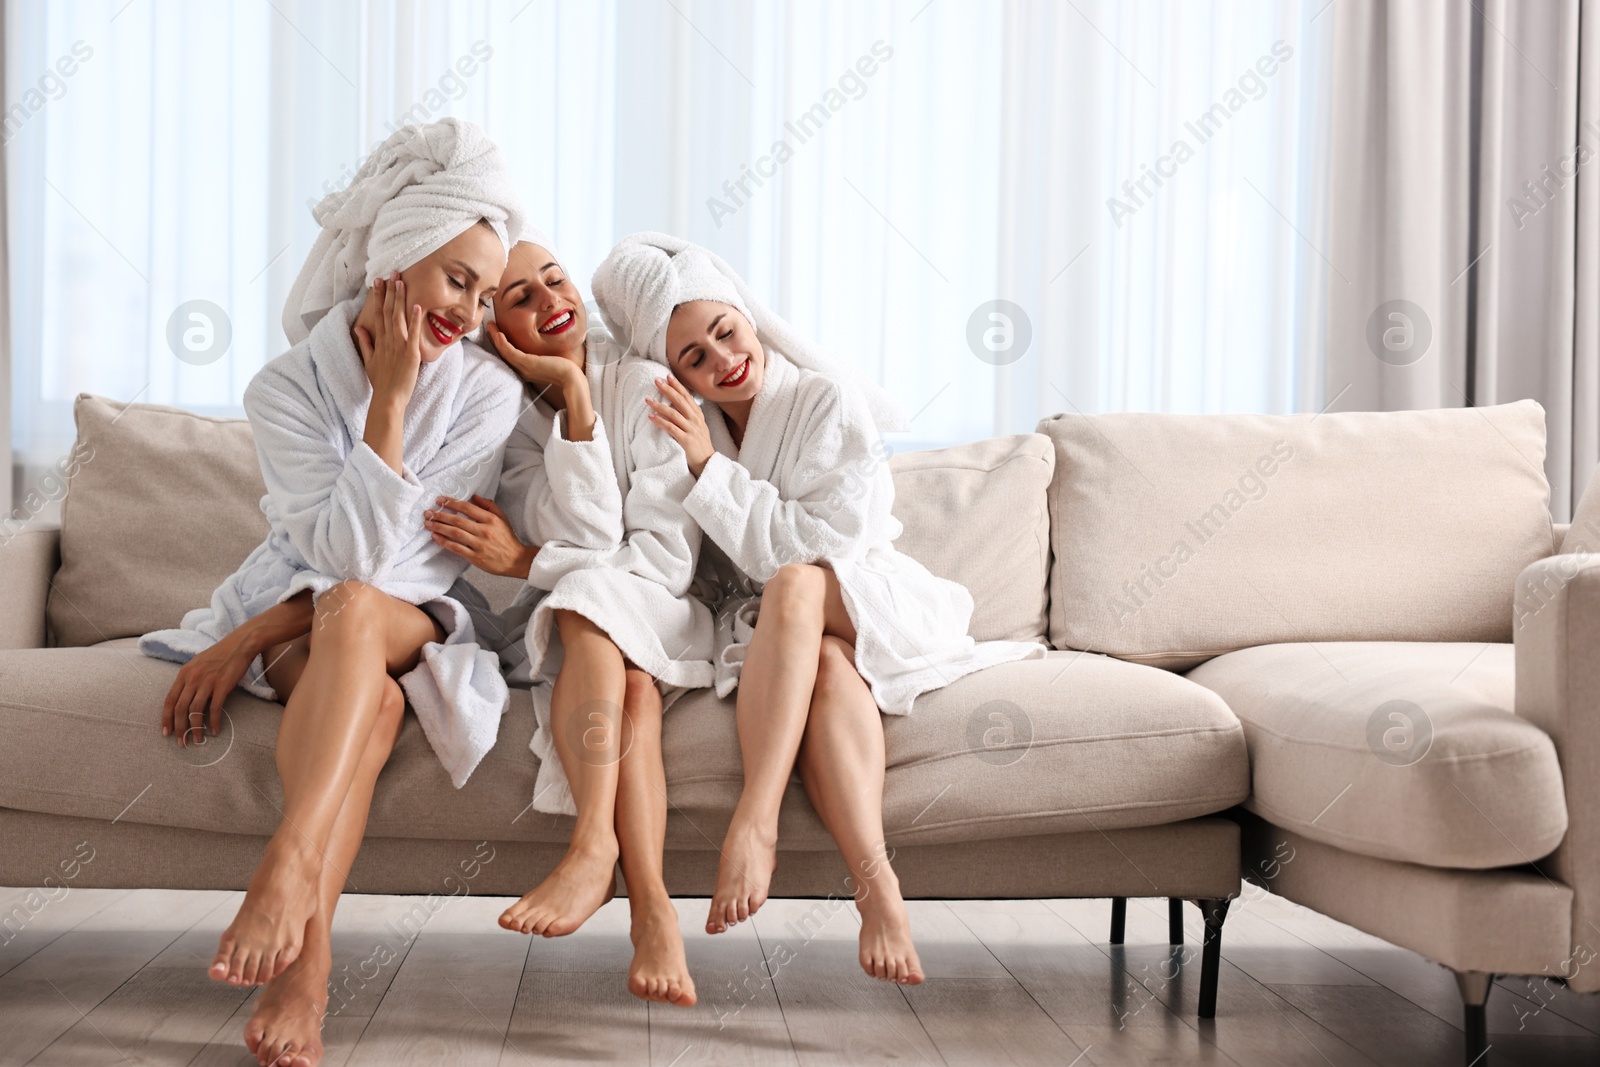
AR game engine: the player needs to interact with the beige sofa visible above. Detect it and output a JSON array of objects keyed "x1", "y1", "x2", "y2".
[{"x1": 0, "y1": 392, "x2": 1591, "y2": 1050}]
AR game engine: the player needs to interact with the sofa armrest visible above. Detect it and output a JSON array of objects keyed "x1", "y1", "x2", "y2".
[
  {"x1": 0, "y1": 522, "x2": 59, "y2": 650},
  {"x1": 1515, "y1": 552, "x2": 1600, "y2": 989}
]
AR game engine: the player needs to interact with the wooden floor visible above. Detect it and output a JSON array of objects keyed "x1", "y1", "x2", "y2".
[{"x1": 2, "y1": 885, "x2": 1597, "y2": 1066}]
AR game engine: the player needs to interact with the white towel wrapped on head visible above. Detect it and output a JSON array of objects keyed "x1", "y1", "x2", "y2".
[
  {"x1": 590, "y1": 230, "x2": 908, "y2": 432},
  {"x1": 283, "y1": 117, "x2": 525, "y2": 345}
]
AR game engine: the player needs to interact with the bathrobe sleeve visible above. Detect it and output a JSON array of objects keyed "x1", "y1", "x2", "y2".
[
  {"x1": 682, "y1": 378, "x2": 891, "y2": 586},
  {"x1": 244, "y1": 359, "x2": 519, "y2": 588},
  {"x1": 527, "y1": 365, "x2": 701, "y2": 596},
  {"x1": 494, "y1": 395, "x2": 624, "y2": 564}
]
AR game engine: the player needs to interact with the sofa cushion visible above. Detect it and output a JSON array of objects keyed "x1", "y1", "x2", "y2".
[
  {"x1": 1038, "y1": 401, "x2": 1556, "y2": 669},
  {"x1": 48, "y1": 395, "x2": 1053, "y2": 650},
  {"x1": 0, "y1": 644, "x2": 1247, "y2": 849},
  {"x1": 523, "y1": 648, "x2": 1248, "y2": 841},
  {"x1": 1186, "y1": 641, "x2": 1567, "y2": 869},
  {"x1": 887, "y1": 434, "x2": 1054, "y2": 642},
  {"x1": 47, "y1": 394, "x2": 271, "y2": 647}
]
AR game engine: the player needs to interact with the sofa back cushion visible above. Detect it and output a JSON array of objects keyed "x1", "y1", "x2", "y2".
[
  {"x1": 49, "y1": 396, "x2": 1056, "y2": 649},
  {"x1": 48, "y1": 394, "x2": 270, "y2": 647},
  {"x1": 1038, "y1": 400, "x2": 1556, "y2": 669},
  {"x1": 888, "y1": 434, "x2": 1054, "y2": 643}
]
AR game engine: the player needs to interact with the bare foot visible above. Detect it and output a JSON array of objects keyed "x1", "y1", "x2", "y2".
[
  {"x1": 856, "y1": 883, "x2": 924, "y2": 985},
  {"x1": 242, "y1": 941, "x2": 329, "y2": 1067},
  {"x1": 706, "y1": 814, "x2": 777, "y2": 933},
  {"x1": 211, "y1": 840, "x2": 322, "y2": 986},
  {"x1": 499, "y1": 839, "x2": 619, "y2": 937},
  {"x1": 628, "y1": 902, "x2": 697, "y2": 1007}
]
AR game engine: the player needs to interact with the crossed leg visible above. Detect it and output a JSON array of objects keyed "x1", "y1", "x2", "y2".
[
  {"x1": 244, "y1": 672, "x2": 407, "y2": 1067},
  {"x1": 208, "y1": 581, "x2": 441, "y2": 1063},
  {"x1": 499, "y1": 609, "x2": 623, "y2": 937},
  {"x1": 798, "y1": 636, "x2": 923, "y2": 984},
  {"x1": 614, "y1": 668, "x2": 695, "y2": 1005},
  {"x1": 706, "y1": 563, "x2": 852, "y2": 933}
]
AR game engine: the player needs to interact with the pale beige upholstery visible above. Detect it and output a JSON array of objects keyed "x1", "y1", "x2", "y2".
[
  {"x1": 1562, "y1": 465, "x2": 1600, "y2": 552},
  {"x1": 0, "y1": 646, "x2": 1246, "y2": 851},
  {"x1": 1039, "y1": 401, "x2": 1556, "y2": 669},
  {"x1": 1188, "y1": 642, "x2": 1565, "y2": 869},
  {"x1": 0, "y1": 523, "x2": 56, "y2": 650},
  {"x1": 1513, "y1": 552, "x2": 1600, "y2": 992},
  {"x1": 1237, "y1": 814, "x2": 1575, "y2": 986},
  {"x1": 0, "y1": 807, "x2": 1244, "y2": 901},
  {"x1": 887, "y1": 433, "x2": 1054, "y2": 642},
  {"x1": 46, "y1": 395, "x2": 270, "y2": 647}
]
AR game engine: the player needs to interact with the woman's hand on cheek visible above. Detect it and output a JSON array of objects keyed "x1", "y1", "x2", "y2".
[
  {"x1": 353, "y1": 274, "x2": 424, "y2": 409},
  {"x1": 646, "y1": 374, "x2": 714, "y2": 478},
  {"x1": 424, "y1": 494, "x2": 537, "y2": 579},
  {"x1": 484, "y1": 322, "x2": 580, "y2": 394}
]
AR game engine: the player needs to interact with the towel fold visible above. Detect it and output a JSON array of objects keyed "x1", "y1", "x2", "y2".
[
  {"x1": 283, "y1": 117, "x2": 525, "y2": 345},
  {"x1": 591, "y1": 231, "x2": 908, "y2": 432}
]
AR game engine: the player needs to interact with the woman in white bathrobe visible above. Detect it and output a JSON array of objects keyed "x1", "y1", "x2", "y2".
[
  {"x1": 138, "y1": 119, "x2": 524, "y2": 1067},
  {"x1": 423, "y1": 237, "x2": 713, "y2": 1007},
  {"x1": 591, "y1": 232, "x2": 1047, "y2": 986}
]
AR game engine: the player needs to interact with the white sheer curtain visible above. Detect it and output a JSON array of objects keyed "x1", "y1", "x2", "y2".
[{"x1": 6, "y1": 0, "x2": 1330, "y2": 500}]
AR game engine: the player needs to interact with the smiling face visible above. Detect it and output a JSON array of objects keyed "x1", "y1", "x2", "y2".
[
  {"x1": 491, "y1": 242, "x2": 587, "y2": 357},
  {"x1": 664, "y1": 300, "x2": 764, "y2": 402},
  {"x1": 395, "y1": 220, "x2": 507, "y2": 362}
]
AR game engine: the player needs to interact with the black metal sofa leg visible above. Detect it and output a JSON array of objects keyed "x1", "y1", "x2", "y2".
[
  {"x1": 1109, "y1": 897, "x2": 1127, "y2": 944},
  {"x1": 1454, "y1": 970, "x2": 1492, "y2": 1065},
  {"x1": 1197, "y1": 898, "x2": 1231, "y2": 1019},
  {"x1": 1169, "y1": 897, "x2": 1184, "y2": 944}
]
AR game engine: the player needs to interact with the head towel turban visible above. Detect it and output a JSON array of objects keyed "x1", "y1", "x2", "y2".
[
  {"x1": 282, "y1": 117, "x2": 526, "y2": 345},
  {"x1": 590, "y1": 231, "x2": 908, "y2": 432}
]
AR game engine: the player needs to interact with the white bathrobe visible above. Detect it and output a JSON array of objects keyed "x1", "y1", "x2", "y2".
[
  {"x1": 139, "y1": 295, "x2": 524, "y2": 788},
  {"x1": 685, "y1": 348, "x2": 1047, "y2": 713},
  {"x1": 484, "y1": 328, "x2": 715, "y2": 815}
]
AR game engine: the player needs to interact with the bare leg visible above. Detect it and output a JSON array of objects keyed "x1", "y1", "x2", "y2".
[
  {"x1": 708, "y1": 564, "x2": 855, "y2": 933},
  {"x1": 614, "y1": 667, "x2": 695, "y2": 1006},
  {"x1": 798, "y1": 636, "x2": 923, "y2": 985},
  {"x1": 246, "y1": 671, "x2": 407, "y2": 1067},
  {"x1": 211, "y1": 582, "x2": 442, "y2": 986},
  {"x1": 499, "y1": 609, "x2": 622, "y2": 937}
]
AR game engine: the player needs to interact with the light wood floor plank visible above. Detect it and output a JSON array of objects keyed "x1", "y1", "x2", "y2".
[
  {"x1": 0, "y1": 889, "x2": 1594, "y2": 1065},
  {"x1": 0, "y1": 888, "x2": 220, "y2": 1064},
  {"x1": 1045, "y1": 899, "x2": 1380, "y2": 1067},
  {"x1": 189, "y1": 893, "x2": 441, "y2": 1067},
  {"x1": 344, "y1": 895, "x2": 531, "y2": 1067},
  {"x1": 750, "y1": 898, "x2": 942, "y2": 1067},
  {"x1": 0, "y1": 889, "x2": 129, "y2": 981},
  {"x1": 947, "y1": 900, "x2": 1237, "y2": 1066},
  {"x1": 649, "y1": 897, "x2": 796, "y2": 1067},
  {"x1": 31, "y1": 891, "x2": 246, "y2": 1066}
]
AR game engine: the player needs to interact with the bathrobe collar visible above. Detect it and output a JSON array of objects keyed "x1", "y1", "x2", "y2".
[
  {"x1": 308, "y1": 295, "x2": 462, "y2": 465},
  {"x1": 702, "y1": 346, "x2": 798, "y2": 479}
]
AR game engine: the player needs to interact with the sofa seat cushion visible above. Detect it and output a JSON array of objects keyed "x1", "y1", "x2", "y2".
[
  {"x1": 554, "y1": 652, "x2": 1249, "y2": 847},
  {"x1": 0, "y1": 645, "x2": 1247, "y2": 850},
  {"x1": 1186, "y1": 642, "x2": 1567, "y2": 869}
]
